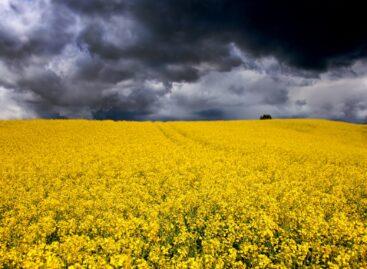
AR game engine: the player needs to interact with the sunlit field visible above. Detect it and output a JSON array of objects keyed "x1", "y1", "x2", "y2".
[{"x1": 1, "y1": 119, "x2": 366, "y2": 268}]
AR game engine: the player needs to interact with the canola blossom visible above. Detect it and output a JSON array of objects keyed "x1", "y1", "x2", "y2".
[{"x1": 0, "y1": 119, "x2": 367, "y2": 268}]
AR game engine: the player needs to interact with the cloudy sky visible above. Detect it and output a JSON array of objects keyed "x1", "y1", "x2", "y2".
[{"x1": 0, "y1": 0, "x2": 366, "y2": 121}]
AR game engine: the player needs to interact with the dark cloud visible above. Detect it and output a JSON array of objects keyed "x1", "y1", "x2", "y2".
[
  {"x1": 91, "y1": 90, "x2": 160, "y2": 120},
  {"x1": 73, "y1": 56, "x2": 134, "y2": 84},
  {"x1": 127, "y1": 0, "x2": 367, "y2": 70},
  {"x1": 342, "y1": 99, "x2": 367, "y2": 122},
  {"x1": 295, "y1": 100, "x2": 307, "y2": 107},
  {"x1": 194, "y1": 109, "x2": 226, "y2": 120},
  {"x1": 0, "y1": 0, "x2": 366, "y2": 121},
  {"x1": 58, "y1": 0, "x2": 127, "y2": 15},
  {"x1": 228, "y1": 85, "x2": 245, "y2": 95},
  {"x1": 18, "y1": 71, "x2": 65, "y2": 105},
  {"x1": 263, "y1": 88, "x2": 288, "y2": 105}
]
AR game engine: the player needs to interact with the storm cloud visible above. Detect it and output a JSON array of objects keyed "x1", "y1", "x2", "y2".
[{"x1": 0, "y1": 0, "x2": 366, "y2": 121}]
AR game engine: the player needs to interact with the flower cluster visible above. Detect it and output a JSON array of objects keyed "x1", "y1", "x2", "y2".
[{"x1": 0, "y1": 119, "x2": 366, "y2": 268}]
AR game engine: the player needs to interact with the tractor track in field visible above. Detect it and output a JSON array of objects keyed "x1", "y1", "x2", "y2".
[
  {"x1": 155, "y1": 123, "x2": 185, "y2": 147},
  {"x1": 156, "y1": 123, "x2": 314, "y2": 164},
  {"x1": 155, "y1": 123, "x2": 232, "y2": 153}
]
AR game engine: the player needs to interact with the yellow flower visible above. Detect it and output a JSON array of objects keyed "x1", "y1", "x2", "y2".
[{"x1": 0, "y1": 119, "x2": 366, "y2": 268}]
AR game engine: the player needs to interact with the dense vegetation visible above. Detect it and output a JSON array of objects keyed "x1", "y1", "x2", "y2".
[{"x1": 0, "y1": 119, "x2": 366, "y2": 268}]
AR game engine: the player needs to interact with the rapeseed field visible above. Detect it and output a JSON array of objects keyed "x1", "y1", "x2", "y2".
[{"x1": 0, "y1": 119, "x2": 366, "y2": 268}]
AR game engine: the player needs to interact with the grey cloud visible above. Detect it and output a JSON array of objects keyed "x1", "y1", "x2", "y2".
[
  {"x1": 0, "y1": 86, "x2": 35, "y2": 119},
  {"x1": 156, "y1": 68, "x2": 367, "y2": 122},
  {"x1": 57, "y1": 0, "x2": 128, "y2": 16},
  {"x1": 263, "y1": 88, "x2": 288, "y2": 105},
  {"x1": 194, "y1": 109, "x2": 226, "y2": 120},
  {"x1": 228, "y1": 85, "x2": 245, "y2": 95},
  {"x1": 0, "y1": 0, "x2": 366, "y2": 121},
  {"x1": 0, "y1": 3, "x2": 74, "y2": 60},
  {"x1": 156, "y1": 68, "x2": 297, "y2": 120},
  {"x1": 295, "y1": 100, "x2": 307, "y2": 107},
  {"x1": 341, "y1": 99, "x2": 367, "y2": 122},
  {"x1": 289, "y1": 75, "x2": 367, "y2": 122}
]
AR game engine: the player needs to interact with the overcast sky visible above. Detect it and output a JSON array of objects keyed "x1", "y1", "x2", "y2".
[{"x1": 0, "y1": 0, "x2": 366, "y2": 121}]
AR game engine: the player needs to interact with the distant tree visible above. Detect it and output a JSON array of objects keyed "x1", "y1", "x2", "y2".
[{"x1": 260, "y1": 114, "x2": 272, "y2": 120}]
